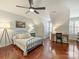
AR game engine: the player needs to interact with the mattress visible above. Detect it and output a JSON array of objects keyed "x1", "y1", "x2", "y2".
[{"x1": 13, "y1": 37, "x2": 42, "y2": 52}]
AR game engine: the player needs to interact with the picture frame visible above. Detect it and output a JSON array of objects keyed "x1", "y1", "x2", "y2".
[{"x1": 16, "y1": 21, "x2": 26, "y2": 28}]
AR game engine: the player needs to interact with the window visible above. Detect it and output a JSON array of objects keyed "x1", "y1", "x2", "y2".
[
  {"x1": 75, "y1": 21, "x2": 79, "y2": 34},
  {"x1": 69, "y1": 21, "x2": 75, "y2": 34},
  {"x1": 69, "y1": 20, "x2": 79, "y2": 35}
]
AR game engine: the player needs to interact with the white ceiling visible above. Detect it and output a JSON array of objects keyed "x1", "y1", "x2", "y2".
[
  {"x1": 64, "y1": 0, "x2": 79, "y2": 18},
  {"x1": 39, "y1": 0, "x2": 79, "y2": 18},
  {"x1": 0, "y1": 0, "x2": 79, "y2": 18}
]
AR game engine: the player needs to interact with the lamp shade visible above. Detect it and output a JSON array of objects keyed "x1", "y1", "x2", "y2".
[{"x1": 0, "y1": 22, "x2": 10, "y2": 28}]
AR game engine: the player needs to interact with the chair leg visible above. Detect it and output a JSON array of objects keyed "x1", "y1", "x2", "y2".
[{"x1": 61, "y1": 39, "x2": 62, "y2": 43}]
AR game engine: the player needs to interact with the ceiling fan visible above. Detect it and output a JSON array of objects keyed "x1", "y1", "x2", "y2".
[{"x1": 16, "y1": 0, "x2": 46, "y2": 14}]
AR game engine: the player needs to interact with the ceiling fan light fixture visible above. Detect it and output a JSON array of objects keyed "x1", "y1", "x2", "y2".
[
  {"x1": 16, "y1": 0, "x2": 46, "y2": 14},
  {"x1": 30, "y1": 9, "x2": 34, "y2": 12}
]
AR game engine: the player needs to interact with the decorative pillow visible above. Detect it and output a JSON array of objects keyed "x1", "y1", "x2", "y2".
[
  {"x1": 15, "y1": 33, "x2": 31, "y2": 39},
  {"x1": 26, "y1": 33, "x2": 31, "y2": 38}
]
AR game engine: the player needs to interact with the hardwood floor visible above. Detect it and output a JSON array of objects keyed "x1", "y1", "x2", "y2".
[{"x1": 0, "y1": 39, "x2": 79, "y2": 59}]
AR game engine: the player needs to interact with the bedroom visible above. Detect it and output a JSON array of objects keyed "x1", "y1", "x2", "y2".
[
  {"x1": 0, "y1": 0, "x2": 79, "y2": 59},
  {"x1": 0, "y1": 9, "x2": 51, "y2": 59},
  {"x1": 0, "y1": 0, "x2": 51, "y2": 58}
]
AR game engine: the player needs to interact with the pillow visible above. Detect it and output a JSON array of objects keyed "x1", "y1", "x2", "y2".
[
  {"x1": 15, "y1": 33, "x2": 31, "y2": 39},
  {"x1": 26, "y1": 33, "x2": 31, "y2": 38}
]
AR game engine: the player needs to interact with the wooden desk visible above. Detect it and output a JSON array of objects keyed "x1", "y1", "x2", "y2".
[
  {"x1": 62, "y1": 34, "x2": 69, "y2": 42},
  {"x1": 51, "y1": 34, "x2": 69, "y2": 43}
]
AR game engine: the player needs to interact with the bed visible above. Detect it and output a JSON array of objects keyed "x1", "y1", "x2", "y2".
[{"x1": 13, "y1": 33, "x2": 43, "y2": 56}]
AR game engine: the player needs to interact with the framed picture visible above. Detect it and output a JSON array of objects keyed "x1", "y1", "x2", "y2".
[{"x1": 16, "y1": 21, "x2": 26, "y2": 28}]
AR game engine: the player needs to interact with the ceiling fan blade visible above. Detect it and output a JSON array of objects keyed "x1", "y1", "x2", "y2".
[
  {"x1": 16, "y1": 5, "x2": 29, "y2": 8},
  {"x1": 28, "y1": 0, "x2": 33, "y2": 7},
  {"x1": 33, "y1": 7, "x2": 46, "y2": 10},
  {"x1": 34, "y1": 10, "x2": 39, "y2": 14}
]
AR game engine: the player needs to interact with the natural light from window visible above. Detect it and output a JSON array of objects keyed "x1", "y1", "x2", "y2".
[{"x1": 69, "y1": 20, "x2": 79, "y2": 35}]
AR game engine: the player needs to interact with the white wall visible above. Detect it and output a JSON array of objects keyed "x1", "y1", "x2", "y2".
[
  {"x1": 56, "y1": 20, "x2": 69, "y2": 34},
  {"x1": 50, "y1": 8, "x2": 69, "y2": 34},
  {"x1": 34, "y1": 24, "x2": 44, "y2": 38},
  {"x1": 38, "y1": 11, "x2": 51, "y2": 39}
]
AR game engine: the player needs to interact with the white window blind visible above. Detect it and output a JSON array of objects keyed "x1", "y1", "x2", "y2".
[
  {"x1": 75, "y1": 21, "x2": 79, "y2": 34},
  {"x1": 69, "y1": 20, "x2": 79, "y2": 35}
]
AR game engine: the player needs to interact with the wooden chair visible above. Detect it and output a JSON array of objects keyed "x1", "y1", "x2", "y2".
[{"x1": 56, "y1": 33, "x2": 62, "y2": 43}]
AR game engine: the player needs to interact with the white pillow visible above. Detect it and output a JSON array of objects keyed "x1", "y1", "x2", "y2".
[
  {"x1": 15, "y1": 33, "x2": 31, "y2": 39},
  {"x1": 26, "y1": 33, "x2": 31, "y2": 38}
]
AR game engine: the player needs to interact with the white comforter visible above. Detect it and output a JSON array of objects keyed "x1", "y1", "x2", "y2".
[{"x1": 13, "y1": 37, "x2": 42, "y2": 52}]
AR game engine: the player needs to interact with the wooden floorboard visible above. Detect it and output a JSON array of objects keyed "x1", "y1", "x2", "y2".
[{"x1": 0, "y1": 39, "x2": 79, "y2": 59}]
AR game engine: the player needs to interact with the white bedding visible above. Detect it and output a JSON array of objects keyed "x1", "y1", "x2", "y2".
[
  {"x1": 13, "y1": 37, "x2": 43, "y2": 54},
  {"x1": 13, "y1": 37, "x2": 34, "y2": 51}
]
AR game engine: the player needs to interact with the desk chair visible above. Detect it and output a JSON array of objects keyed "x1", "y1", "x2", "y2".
[{"x1": 56, "y1": 33, "x2": 62, "y2": 43}]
